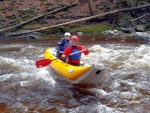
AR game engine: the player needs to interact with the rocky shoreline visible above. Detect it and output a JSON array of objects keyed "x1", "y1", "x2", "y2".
[{"x1": 0, "y1": 0, "x2": 150, "y2": 42}]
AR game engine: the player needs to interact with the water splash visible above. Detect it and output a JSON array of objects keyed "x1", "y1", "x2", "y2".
[{"x1": 0, "y1": 43, "x2": 150, "y2": 113}]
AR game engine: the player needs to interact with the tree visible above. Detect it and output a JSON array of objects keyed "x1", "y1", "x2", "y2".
[
  {"x1": 87, "y1": 0, "x2": 94, "y2": 15},
  {"x1": 78, "y1": 0, "x2": 94, "y2": 15}
]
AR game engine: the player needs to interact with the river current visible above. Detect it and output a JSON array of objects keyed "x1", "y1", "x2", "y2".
[{"x1": 0, "y1": 36, "x2": 149, "y2": 113}]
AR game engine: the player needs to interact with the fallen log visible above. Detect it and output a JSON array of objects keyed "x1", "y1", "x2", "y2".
[
  {"x1": 1, "y1": 4, "x2": 150, "y2": 35},
  {"x1": 130, "y1": 13, "x2": 149, "y2": 21},
  {"x1": 0, "y1": 6, "x2": 60, "y2": 28},
  {"x1": 0, "y1": 1, "x2": 78, "y2": 33}
]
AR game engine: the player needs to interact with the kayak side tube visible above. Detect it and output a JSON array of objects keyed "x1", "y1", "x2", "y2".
[{"x1": 67, "y1": 64, "x2": 107, "y2": 85}]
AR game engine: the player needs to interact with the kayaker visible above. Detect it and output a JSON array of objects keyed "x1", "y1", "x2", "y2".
[
  {"x1": 61, "y1": 36, "x2": 90, "y2": 66},
  {"x1": 56, "y1": 32, "x2": 71, "y2": 59}
]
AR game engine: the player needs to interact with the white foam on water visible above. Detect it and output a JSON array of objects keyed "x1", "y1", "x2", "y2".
[
  {"x1": 0, "y1": 55, "x2": 56, "y2": 88},
  {"x1": 1, "y1": 43, "x2": 150, "y2": 113},
  {"x1": 84, "y1": 45, "x2": 150, "y2": 70},
  {"x1": 87, "y1": 104, "x2": 121, "y2": 113},
  {"x1": 88, "y1": 88, "x2": 108, "y2": 96},
  {"x1": 34, "y1": 68, "x2": 56, "y2": 86},
  {"x1": 109, "y1": 90, "x2": 139, "y2": 100},
  {"x1": 68, "y1": 103, "x2": 122, "y2": 113},
  {"x1": 17, "y1": 63, "x2": 56, "y2": 87},
  {"x1": 11, "y1": 102, "x2": 29, "y2": 112}
]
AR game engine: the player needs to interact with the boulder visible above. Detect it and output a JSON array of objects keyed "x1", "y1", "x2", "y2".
[
  {"x1": 133, "y1": 32, "x2": 150, "y2": 41},
  {"x1": 136, "y1": 25, "x2": 145, "y2": 32}
]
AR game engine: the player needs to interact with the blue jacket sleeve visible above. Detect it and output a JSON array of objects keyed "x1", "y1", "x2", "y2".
[{"x1": 57, "y1": 38, "x2": 65, "y2": 46}]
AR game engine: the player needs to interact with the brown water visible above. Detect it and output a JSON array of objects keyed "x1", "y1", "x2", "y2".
[{"x1": 0, "y1": 35, "x2": 149, "y2": 113}]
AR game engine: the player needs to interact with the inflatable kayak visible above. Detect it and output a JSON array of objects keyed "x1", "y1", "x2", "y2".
[{"x1": 44, "y1": 48, "x2": 107, "y2": 85}]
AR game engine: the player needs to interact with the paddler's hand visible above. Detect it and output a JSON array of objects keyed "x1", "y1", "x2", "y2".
[
  {"x1": 86, "y1": 48, "x2": 91, "y2": 52},
  {"x1": 61, "y1": 54, "x2": 66, "y2": 59}
]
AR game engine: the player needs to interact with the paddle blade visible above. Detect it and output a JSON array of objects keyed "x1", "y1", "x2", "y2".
[{"x1": 36, "y1": 59, "x2": 52, "y2": 68}]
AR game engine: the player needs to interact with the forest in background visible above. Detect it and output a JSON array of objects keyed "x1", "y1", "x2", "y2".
[{"x1": 0, "y1": 0, "x2": 150, "y2": 35}]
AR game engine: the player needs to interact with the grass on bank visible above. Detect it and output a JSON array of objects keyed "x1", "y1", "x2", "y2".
[
  {"x1": 28, "y1": 23, "x2": 113, "y2": 35},
  {"x1": 39, "y1": 0, "x2": 48, "y2": 2},
  {"x1": 67, "y1": 24, "x2": 113, "y2": 34}
]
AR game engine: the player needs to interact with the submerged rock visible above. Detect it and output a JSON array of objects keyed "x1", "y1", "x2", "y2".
[{"x1": 133, "y1": 32, "x2": 150, "y2": 41}]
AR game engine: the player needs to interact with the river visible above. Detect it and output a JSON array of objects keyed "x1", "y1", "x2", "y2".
[{"x1": 0, "y1": 35, "x2": 149, "y2": 113}]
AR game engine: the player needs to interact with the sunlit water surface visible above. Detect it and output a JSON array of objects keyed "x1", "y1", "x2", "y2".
[{"x1": 0, "y1": 37, "x2": 149, "y2": 113}]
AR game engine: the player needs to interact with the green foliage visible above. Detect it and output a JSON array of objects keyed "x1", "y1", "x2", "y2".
[
  {"x1": 19, "y1": 0, "x2": 25, "y2": 2},
  {"x1": 124, "y1": 14, "x2": 132, "y2": 20},
  {"x1": 0, "y1": 8, "x2": 4, "y2": 12},
  {"x1": 68, "y1": 24, "x2": 112, "y2": 34},
  {"x1": 145, "y1": 25, "x2": 150, "y2": 31},
  {"x1": 39, "y1": 0, "x2": 48, "y2": 2},
  {"x1": 41, "y1": 28, "x2": 65, "y2": 35},
  {"x1": 0, "y1": 8, "x2": 6, "y2": 14},
  {"x1": 124, "y1": 0, "x2": 139, "y2": 6},
  {"x1": 36, "y1": 24, "x2": 113, "y2": 35}
]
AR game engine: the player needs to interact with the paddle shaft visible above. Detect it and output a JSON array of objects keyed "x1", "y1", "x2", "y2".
[
  {"x1": 68, "y1": 49, "x2": 86, "y2": 56},
  {"x1": 36, "y1": 49, "x2": 87, "y2": 68},
  {"x1": 55, "y1": 49, "x2": 86, "y2": 54}
]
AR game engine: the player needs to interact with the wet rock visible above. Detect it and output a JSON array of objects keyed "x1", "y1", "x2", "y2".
[
  {"x1": 120, "y1": 27, "x2": 135, "y2": 33},
  {"x1": 77, "y1": 32, "x2": 83, "y2": 36},
  {"x1": 133, "y1": 32, "x2": 150, "y2": 41},
  {"x1": 19, "y1": 34, "x2": 40, "y2": 39},
  {"x1": 0, "y1": 33, "x2": 7, "y2": 38},
  {"x1": 140, "y1": 18, "x2": 147, "y2": 24},
  {"x1": 117, "y1": 15, "x2": 132, "y2": 28},
  {"x1": 136, "y1": 25, "x2": 145, "y2": 32},
  {"x1": 104, "y1": 29, "x2": 121, "y2": 35}
]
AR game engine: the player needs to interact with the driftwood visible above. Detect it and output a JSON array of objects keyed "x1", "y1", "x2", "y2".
[
  {"x1": 0, "y1": 1, "x2": 78, "y2": 33},
  {"x1": 2, "y1": 4, "x2": 150, "y2": 35},
  {"x1": 0, "y1": 6, "x2": 61, "y2": 27},
  {"x1": 130, "y1": 13, "x2": 149, "y2": 21}
]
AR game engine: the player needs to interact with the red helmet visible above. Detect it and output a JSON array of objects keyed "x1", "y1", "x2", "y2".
[{"x1": 71, "y1": 36, "x2": 79, "y2": 42}]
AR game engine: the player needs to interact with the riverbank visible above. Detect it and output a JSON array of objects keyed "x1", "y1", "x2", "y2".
[
  {"x1": 0, "y1": 0, "x2": 150, "y2": 36},
  {"x1": 0, "y1": 33, "x2": 148, "y2": 47}
]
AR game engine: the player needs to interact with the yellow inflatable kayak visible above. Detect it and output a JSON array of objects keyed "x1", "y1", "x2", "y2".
[{"x1": 44, "y1": 48, "x2": 107, "y2": 85}]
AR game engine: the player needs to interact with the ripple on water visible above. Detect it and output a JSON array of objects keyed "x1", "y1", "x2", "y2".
[{"x1": 0, "y1": 42, "x2": 150, "y2": 113}]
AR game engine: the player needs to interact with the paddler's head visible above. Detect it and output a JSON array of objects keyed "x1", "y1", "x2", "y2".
[
  {"x1": 64, "y1": 32, "x2": 71, "y2": 40},
  {"x1": 70, "y1": 36, "x2": 79, "y2": 46}
]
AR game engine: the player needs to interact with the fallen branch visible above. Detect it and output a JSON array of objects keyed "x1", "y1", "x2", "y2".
[
  {"x1": 0, "y1": 1, "x2": 78, "y2": 33},
  {"x1": 0, "y1": 6, "x2": 59, "y2": 28},
  {"x1": 2, "y1": 4, "x2": 150, "y2": 35},
  {"x1": 130, "y1": 13, "x2": 149, "y2": 21}
]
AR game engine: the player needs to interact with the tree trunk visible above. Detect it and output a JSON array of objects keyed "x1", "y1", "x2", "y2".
[{"x1": 87, "y1": 0, "x2": 94, "y2": 15}]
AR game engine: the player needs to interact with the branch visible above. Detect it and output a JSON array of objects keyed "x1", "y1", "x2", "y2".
[
  {"x1": 2, "y1": 4, "x2": 150, "y2": 35},
  {"x1": 130, "y1": 13, "x2": 149, "y2": 21},
  {"x1": 0, "y1": 2, "x2": 78, "y2": 33}
]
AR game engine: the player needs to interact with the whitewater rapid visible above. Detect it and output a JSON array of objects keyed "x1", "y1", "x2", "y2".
[{"x1": 0, "y1": 42, "x2": 149, "y2": 113}]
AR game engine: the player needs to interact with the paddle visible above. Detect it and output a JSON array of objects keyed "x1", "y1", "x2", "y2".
[
  {"x1": 36, "y1": 59, "x2": 56, "y2": 68},
  {"x1": 36, "y1": 49, "x2": 87, "y2": 68}
]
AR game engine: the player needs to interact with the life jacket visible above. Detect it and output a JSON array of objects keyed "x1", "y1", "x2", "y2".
[
  {"x1": 70, "y1": 46, "x2": 81, "y2": 60},
  {"x1": 57, "y1": 38, "x2": 71, "y2": 51}
]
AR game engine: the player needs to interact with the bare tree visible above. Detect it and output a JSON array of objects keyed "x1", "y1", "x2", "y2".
[
  {"x1": 78, "y1": 0, "x2": 94, "y2": 15},
  {"x1": 87, "y1": 0, "x2": 94, "y2": 15}
]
